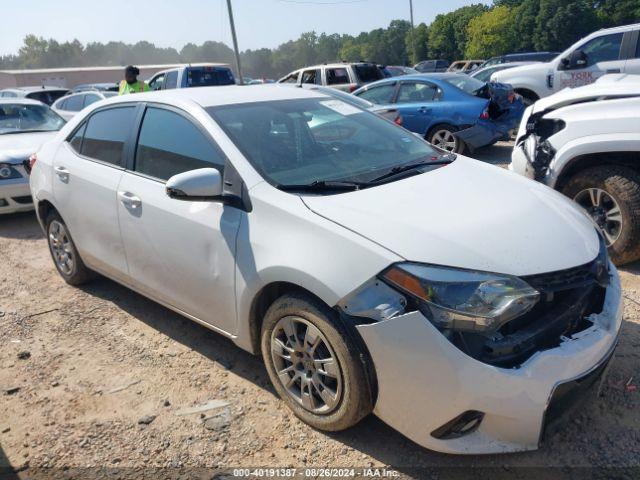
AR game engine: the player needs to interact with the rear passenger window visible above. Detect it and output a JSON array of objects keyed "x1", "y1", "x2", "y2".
[
  {"x1": 83, "y1": 94, "x2": 101, "y2": 107},
  {"x1": 65, "y1": 95, "x2": 84, "y2": 112},
  {"x1": 134, "y1": 107, "x2": 225, "y2": 181},
  {"x1": 165, "y1": 71, "x2": 179, "y2": 89},
  {"x1": 80, "y1": 107, "x2": 136, "y2": 166},
  {"x1": 397, "y1": 82, "x2": 439, "y2": 103},
  {"x1": 326, "y1": 68, "x2": 350, "y2": 85},
  {"x1": 356, "y1": 83, "x2": 396, "y2": 105}
]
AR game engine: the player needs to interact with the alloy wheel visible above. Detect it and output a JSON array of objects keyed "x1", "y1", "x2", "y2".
[
  {"x1": 48, "y1": 220, "x2": 74, "y2": 275},
  {"x1": 431, "y1": 129, "x2": 458, "y2": 152},
  {"x1": 270, "y1": 316, "x2": 342, "y2": 414},
  {"x1": 574, "y1": 187, "x2": 623, "y2": 246}
]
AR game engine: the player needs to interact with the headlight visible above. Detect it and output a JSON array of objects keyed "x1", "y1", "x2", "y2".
[
  {"x1": 0, "y1": 163, "x2": 13, "y2": 179},
  {"x1": 381, "y1": 263, "x2": 539, "y2": 333}
]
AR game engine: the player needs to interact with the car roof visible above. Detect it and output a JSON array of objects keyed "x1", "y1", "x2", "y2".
[
  {"x1": 0, "y1": 97, "x2": 48, "y2": 106},
  {"x1": 99, "y1": 84, "x2": 329, "y2": 109}
]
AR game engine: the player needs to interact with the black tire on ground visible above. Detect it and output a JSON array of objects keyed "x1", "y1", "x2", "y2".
[
  {"x1": 260, "y1": 293, "x2": 372, "y2": 431},
  {"x1": 426, "y1": 124, "x2": 466, "y2": 154},
  {"x1": 562, "y1": 165, "x2": 640, "y2": 266},
  {"x1": 45, "y1": 210, "x2": 94, "y2": 285}
]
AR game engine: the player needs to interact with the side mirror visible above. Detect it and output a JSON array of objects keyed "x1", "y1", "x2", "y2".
[
  {"x1": 564, "y1": 49, "x2": 587, "y2": 70},
  {"x1": 166, "y1": 168, "x2": 223, "y2": 201}
]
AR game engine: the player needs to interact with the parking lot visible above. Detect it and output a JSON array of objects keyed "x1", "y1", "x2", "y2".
[{"x1": 1, "y1": 144, "x2": 639, "y2": 478}]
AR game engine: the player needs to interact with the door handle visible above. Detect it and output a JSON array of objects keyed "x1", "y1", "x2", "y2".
[
  {"x1": 418, "y1": 106, "x2": 431, "y2": 114},
  {"x1": 118, "y1": 191, "x2": 142, "y2": 209},
  {"x1": 54, "y1": 166, "x2": 69, "y2": 181},
  {"x1": 606, "y1": 69, "x2": 621, "y2": 74}
]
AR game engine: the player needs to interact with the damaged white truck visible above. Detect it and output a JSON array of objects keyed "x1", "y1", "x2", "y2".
[{"x1": 510, "y1": 74, "x2": 640, "y2": 265}]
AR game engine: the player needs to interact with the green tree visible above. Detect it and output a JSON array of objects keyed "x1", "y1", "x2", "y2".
[
  {"x1": 510, "y1": 0, "x2": 540, "y2": 51},
  {"x1": 427, "y1": 4, "x2": 489, "y2": 60},
  {"x1": 533, "y1": 0, "x2": 600, "y2": 51},
  {"x1": 466, "y1": 6, "x2": 515, "y2": 58},
  {"x1": 406, "y1": 23, "x2": 429, "y2": 64},
  {"x1": 596, "y1": 0, "x2": 640, "y2": 26}
]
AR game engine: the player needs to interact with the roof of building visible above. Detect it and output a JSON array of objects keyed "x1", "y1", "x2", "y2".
[{"x1": 0, "y1": 63, "x2": 229, "y2": 75}]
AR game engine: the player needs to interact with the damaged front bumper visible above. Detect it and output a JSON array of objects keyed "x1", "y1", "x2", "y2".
[{"x1": 353, "y1": 264, "x2": 622, "y2": 454}]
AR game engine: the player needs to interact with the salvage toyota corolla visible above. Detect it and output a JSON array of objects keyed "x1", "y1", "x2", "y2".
[{"x1": 29, "y1": 86, "x2": 622, "y2": 454}]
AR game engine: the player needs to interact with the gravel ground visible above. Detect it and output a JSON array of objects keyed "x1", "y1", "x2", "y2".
[{"x1": 1, "y1": 147, "x2": 639, "y2": 479}]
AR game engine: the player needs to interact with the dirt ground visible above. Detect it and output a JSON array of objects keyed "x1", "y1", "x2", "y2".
[{"x1": 1, "y1": 148, "x2": 640, "y2": 479}]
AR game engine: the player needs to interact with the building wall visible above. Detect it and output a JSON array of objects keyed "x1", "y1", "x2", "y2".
[{"x1": 0, "y1": 66, "x2": 181, "y2": 89}]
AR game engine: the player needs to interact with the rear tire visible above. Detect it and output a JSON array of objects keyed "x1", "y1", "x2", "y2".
[
  {"x1": 562, "y1": 166, "x2": 640, "y2": 266},
  {"x1": 45, "y1": 211, "x2": 94, "y2": 285},
  {"x1": 261, "y1": 293, "x2": 372, "y2": 431},
  {"x1": 426, "y1": 124, "x2": 465, "y2": 154}
]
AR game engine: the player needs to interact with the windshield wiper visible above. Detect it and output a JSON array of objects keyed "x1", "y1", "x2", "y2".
[
  {"x1": 278, "y1": 179, "x2": 365, "y2": 192},
  {"x1": 366, "y1": 155, "x2": 455, "y2": 184},
  {"x1": 0, "y1": 129, "x2": 55, "y2": 135}
]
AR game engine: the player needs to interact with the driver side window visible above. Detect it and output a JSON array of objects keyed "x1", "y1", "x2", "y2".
[{"x1": 580, "y1": 33, "x2": 623, "y2": 66}]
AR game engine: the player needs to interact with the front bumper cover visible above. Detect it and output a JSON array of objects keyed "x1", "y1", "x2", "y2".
[
  {"x1": 355, "y1": 264, "x2": 622, "y2": 454},
  {"x1": 0, "y1": 180, "x2": 34, "y2": 214}
]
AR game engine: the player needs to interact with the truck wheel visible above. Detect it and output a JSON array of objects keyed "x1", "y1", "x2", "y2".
[
  {"x1": 516, "y1": 90, "x2": 538, "y2": 107},
  {"x1": 45, "y1": 211, "x2": 94, "y2": 285},
  {"x1": 427, "y1": 124, "x2": 465, "y2": 154},
  {"x1": 562, "y1": 166, "x2": 640, "y2": 265},
  {"x1": 261, "y1": 293, "x2": 372, "y2": 431}
]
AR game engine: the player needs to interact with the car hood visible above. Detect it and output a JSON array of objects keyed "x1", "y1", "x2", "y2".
[
  {"x1": 530, "y1": 79, "x2": 640, "y2": 114},
  {"x1": 302, "y1": 156, "x2": 599, "y2": 276},
  {"x1": 0, "y1": 131, "x2": 57, "y2": 163},
  {"x1": 492, "y1": 62, "x2": 550, "y2": 82}
]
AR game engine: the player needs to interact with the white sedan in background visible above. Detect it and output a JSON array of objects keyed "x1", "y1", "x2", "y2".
[
  {"x1": 0, "y1": 99, "x2": 65, "y2": 214},
  {"x1": 51, "y1": 91, "x2": 117, "y2": 121},
  {"x1": 30, "y1": 86, "x2": 621, "y2": 454}
]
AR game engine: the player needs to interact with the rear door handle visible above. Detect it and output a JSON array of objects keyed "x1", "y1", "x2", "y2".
[
  {"x1": 118, "y1": 191, "x2": 142, "y2": 209},
  {"x1": 418, "y1": 106, "x2": 431, "y2": 114},
  {"x1": 54, "y1": 166, "x2": 69, "y2": 182}
]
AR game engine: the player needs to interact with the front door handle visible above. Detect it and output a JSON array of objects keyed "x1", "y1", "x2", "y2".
[
  {"x1": 118, "y1": 191, "x2": 142, "y2": 209},
  {"x1": 54, "y1": 166, "x2": 69, "y2": 182},
  {"x1": 606, "y1": 68, "x2": 621, "y2": 74}
]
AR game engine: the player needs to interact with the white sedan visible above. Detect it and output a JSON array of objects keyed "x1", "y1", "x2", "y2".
[
  {"x1": 0, "y1": 99, "x2": 65, "y2": 214},
  {"x1": 51, "y1": 90, "x2": 117, "y2": 121},
  {"x1": 30, "y1": 86, "x2": 621, "y2": 454}
]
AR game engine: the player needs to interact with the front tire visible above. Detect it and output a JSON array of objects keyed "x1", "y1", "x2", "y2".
[
  {"x1": 261, "y1": 293, "x2": 372, "y2": 431},
  {"x1": 45, "y1": 211, "x2": 94, "y2": 285},
  {"x1": 562, "y1": 166, "x2": 640, "y2": 265}
]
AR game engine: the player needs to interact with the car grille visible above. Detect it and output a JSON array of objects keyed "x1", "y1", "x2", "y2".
[
  {"x1": 12, "y1": 195, "x2": 33, "y2": 204},
  {"x1": 453, "y1": 238, "x2": 610, "y2": 368}
]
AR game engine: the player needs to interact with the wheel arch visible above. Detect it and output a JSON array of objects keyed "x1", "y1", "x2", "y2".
[
  {"x1": 514, "y1": 88, "x2": 540, "y2": 103},
  {"x1": 555, "y1": 151, "x2": 640, "y2": 191},
  {"x1": 247, "y1": 280, "x2": 379, "y2": 406}
]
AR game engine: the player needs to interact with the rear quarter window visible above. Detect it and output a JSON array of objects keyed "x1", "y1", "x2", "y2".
[{"x1": 354, "y1": 64, "x2": 384, "y2": 83}]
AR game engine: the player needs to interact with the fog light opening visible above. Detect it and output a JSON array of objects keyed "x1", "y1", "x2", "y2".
[{"x1": 430, "y1": 410, "x2": 484, "y2": 440}]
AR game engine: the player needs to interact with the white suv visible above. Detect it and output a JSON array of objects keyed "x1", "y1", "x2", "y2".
[
  {"x1": 278, "y1": 62, "x2": 385, "y2": 92},
  {"x1": 511, "y1": 74, "x2": 640, "y2": 265},
  {"x1": 492, "y1": 23, "x2": 640, "y2": 105},
  {"x1": 30, "y1": 86, "x2": 621, "y2": 454}
]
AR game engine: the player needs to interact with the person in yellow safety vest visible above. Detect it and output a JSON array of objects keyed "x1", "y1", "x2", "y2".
[{"x1": 118, "y1": 65, "x2": 150, "y2": 95}]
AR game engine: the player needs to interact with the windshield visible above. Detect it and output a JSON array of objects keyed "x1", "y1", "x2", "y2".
[
  {"x1": 208, "y1": 98, "x2": 443, "y2": 188},
  {"x1": 186, "y1": 67, "x2": 235, "y2": 87},
  {"x1": 443, "y1": 75, "x2": 486, "y2": 95},
  {"x1": 0, "y1": 103, "x2": 65, "y2": 134}
]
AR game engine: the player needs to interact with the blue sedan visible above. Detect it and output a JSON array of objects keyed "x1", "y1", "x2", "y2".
[{"x1": 353, "y1": 73, "x2": 524, "y2": 153}]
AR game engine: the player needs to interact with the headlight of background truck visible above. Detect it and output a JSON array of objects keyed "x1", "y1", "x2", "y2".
[{"x1": 381, "y1": 263, "x2": 540, "y2": 333}]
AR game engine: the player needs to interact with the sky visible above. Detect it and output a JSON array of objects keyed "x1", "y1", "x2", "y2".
[{"x1": 0, "y1": 0, "x2": 493, "y2": 56}]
